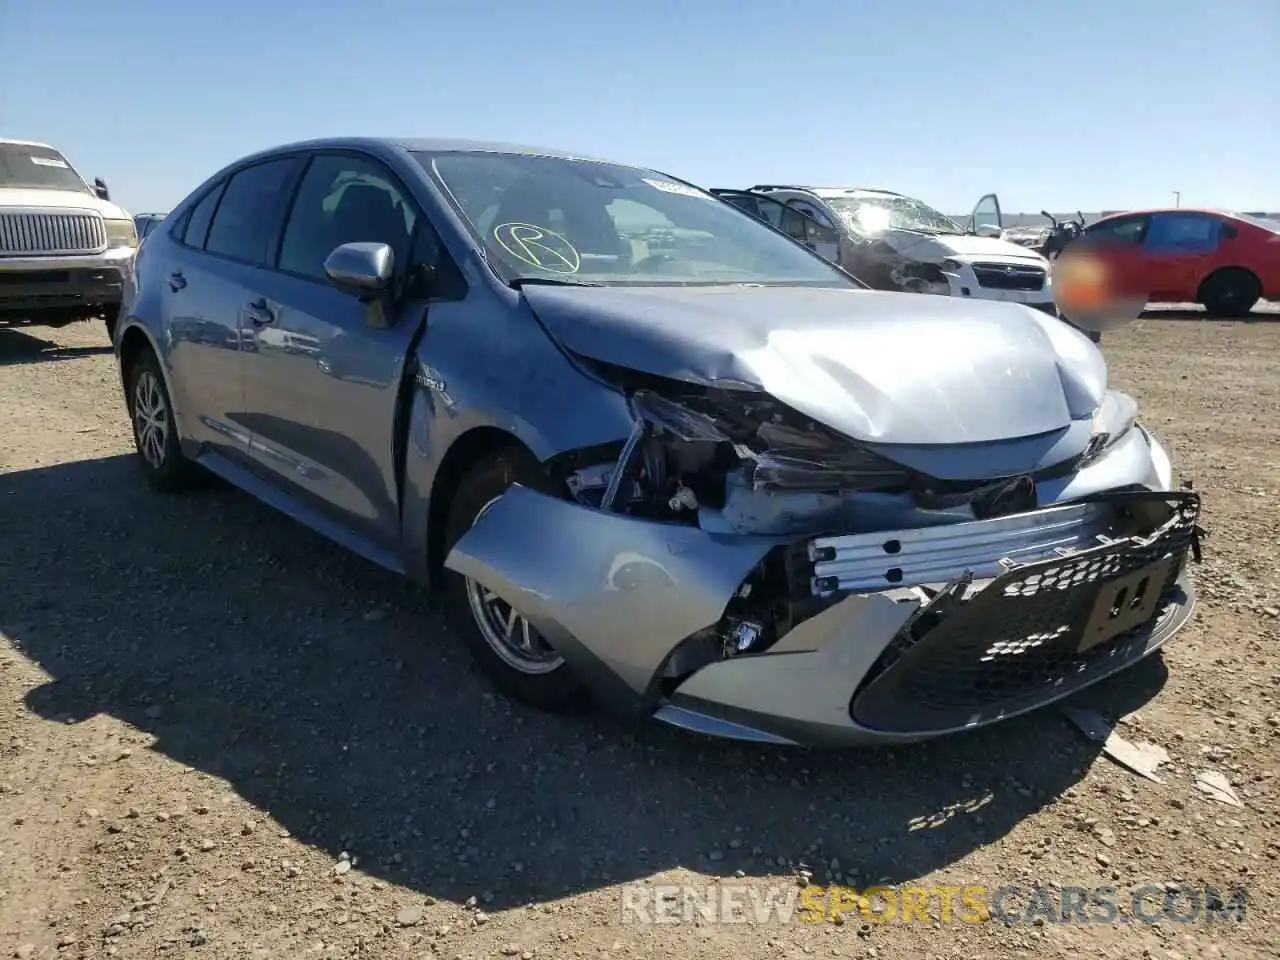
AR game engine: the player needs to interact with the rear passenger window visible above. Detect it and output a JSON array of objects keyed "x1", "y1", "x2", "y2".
[
  {"x1": 203, "y1": 158, "x2": 300, "y2": 266},
  {"x1": 181, "y1": 184, "x2": 224, "y2": 250}
]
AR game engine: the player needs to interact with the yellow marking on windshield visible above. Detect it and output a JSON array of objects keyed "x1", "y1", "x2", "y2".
[{"x1": 493, "y1": 222, "x2": 581, "y2": 274}]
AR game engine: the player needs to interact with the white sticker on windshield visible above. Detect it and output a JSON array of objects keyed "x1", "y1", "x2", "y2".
[
  {"x1": 642, "y1": 178, "x2": 708, "y2": 199},
  {"x1": 30, "y1": 156, "x2": 69, "y2": 168}
]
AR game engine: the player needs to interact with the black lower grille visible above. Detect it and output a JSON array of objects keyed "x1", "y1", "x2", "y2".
[
  {"x1": 972, "y1": 262, "x2": 1046, "y2": 291},
  {"x1": 850, "y1": 490, "x2": 1201, "y2": 733}
]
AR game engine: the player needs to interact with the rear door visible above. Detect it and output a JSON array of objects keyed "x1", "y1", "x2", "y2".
[{"x1": 162, "y1": 155, "x2": 304, "y2": 463}]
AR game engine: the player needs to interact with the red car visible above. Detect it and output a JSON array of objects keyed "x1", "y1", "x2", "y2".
[{"x1": 1075, "y1": 208, "x2": 1279, "y2": 316}]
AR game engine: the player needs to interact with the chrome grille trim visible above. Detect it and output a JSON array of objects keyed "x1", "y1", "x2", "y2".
[
  {"x1": 808, "y1": 502, "x2": 1113, "y2": 595},
  {"x1": 0, "y1": 211, "x2": 107, "y2": 256},
  {"x1": 970, "y1": 261, "x2": 1047, "y2": 292}
]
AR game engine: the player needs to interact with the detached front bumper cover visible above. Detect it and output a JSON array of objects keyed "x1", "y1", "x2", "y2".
[{"x1": 447, "y1": 486, "x2": 1203, "y2": 748}]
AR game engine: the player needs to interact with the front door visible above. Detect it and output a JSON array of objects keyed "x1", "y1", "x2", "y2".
[
  {"x1": 238, "y1": 151, "x2": 435, "y2": 551},
  {"x1": 968, "y1": 193, "x2": 1003, "y2": 236}
]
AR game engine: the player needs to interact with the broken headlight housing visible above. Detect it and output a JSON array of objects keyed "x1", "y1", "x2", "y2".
[
  {"x1": 1078, "y1": 389, "x2": 1139, "y2": 468},
  {"x1": 630, "y1": 388, "x2": 913, "y2": 495}
]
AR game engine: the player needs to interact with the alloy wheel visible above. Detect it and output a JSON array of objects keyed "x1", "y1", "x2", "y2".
[
  {"x1": 133, "y1": 370, "x2": 169, "y2": 469},
  {"x1": 463, "y1": 496, "x2": 564, "y2": 675}
]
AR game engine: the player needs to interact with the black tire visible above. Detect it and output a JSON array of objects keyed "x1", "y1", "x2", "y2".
[
  {"x1": 1199, "y1": 269, "x2": 1260, "y2": 319},
  {"x1": 442, "y1": 446, "x2": 588, "y2": 711},
  {"x1": 125, "y1": 348, "x2": 201, "y2": 492}
]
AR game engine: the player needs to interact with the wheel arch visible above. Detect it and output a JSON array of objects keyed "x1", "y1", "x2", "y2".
[
  {"x1": 425, "y1": 426, "x2": 537, "y2": 583},
  {"x1": 1196, "y1": 265, "x2": 1262, "y2": 303},
  {"x1": 117, "y1": 322, "x2": 168, "y2": 405}
]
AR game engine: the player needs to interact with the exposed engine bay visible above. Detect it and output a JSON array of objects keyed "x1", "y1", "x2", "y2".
[{"x1": 542, "y1": 361, "x2": 1158, "y2": 686}]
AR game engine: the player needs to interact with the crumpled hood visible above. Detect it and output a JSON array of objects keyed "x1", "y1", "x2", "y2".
[
  {"x1": 870, "y1": 229, "x2": 1050, "y2": 265},
  {"x1": 522, "y1": 284, "x2": 1106, "y2": 445},
  {"x1": 0, "y1": 186, "x2": 130, "y2": 220}
]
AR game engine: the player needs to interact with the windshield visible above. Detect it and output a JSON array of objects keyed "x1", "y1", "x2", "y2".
[
  {"x1": 824, "y1": 194, "x2": 962, "y2": 236},
  {"x1": 0, "y1": 143, "x2": 90, "y2": 193},
  {"x1": 413, "y1": 151, "x2": 857, "y2": 287}
]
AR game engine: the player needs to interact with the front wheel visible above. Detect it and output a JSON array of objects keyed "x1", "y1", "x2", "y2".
[
  {"x1": 126, "y1": 349, "x2": 200, "y2": 492},
  {"x1": 442, "y1": 447, "x2": 587, "y2": 710}
]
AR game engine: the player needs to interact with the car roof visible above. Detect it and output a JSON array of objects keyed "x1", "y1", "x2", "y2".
[
  {"x1": 0, "y1": 137, "x2": 58, "y2": 150},
  {"x1": 234, "y1": 136, "x2": 623, "y2": 166},
  {"x1": 1092, "y1": 207, "x2": 1233, "y2": 222},
  {"x1": 753, "y1": 185, "x2": 905, "y2": 200}
]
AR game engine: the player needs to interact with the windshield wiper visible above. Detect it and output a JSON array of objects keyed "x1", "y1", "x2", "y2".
[{"x1": 508, "y1": 276, "x2": 601, "y2": 289}]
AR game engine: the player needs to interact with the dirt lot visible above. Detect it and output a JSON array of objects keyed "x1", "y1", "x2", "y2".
[{"x1": 2, "y1": 313, "x2": 1278, "y2": 960}]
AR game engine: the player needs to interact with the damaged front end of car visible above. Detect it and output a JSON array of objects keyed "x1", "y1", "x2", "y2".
[{"x1": 444, "y1": 363, "x2": 1203, "y2": 748}]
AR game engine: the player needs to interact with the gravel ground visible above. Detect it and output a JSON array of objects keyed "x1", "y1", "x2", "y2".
[{"x1": 1, "y1": 311, "x2": 1278, "y2": 960}]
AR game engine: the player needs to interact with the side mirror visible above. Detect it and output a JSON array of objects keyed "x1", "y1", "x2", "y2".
[
  {"x1": 975, "y1": 222, "x2": 1002, "y2": 239},
  {"x1": 93, "y1": 177, "x2": 110, "y2": 201},
  {"x1": 323, "y1": 242, "x2": 394, "y2": 301}
]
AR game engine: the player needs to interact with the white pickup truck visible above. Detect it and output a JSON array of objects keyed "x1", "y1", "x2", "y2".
[{"x1": 1, "y1": 138, "x2": 137, "y2": 339}]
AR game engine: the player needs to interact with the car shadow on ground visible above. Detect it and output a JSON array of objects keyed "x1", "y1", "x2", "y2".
[
  {"x1": 0, "y1": 324, "x2": 114, "y2": 365},
  {"x1": 3, "y1": 454, "x2": 1170, "y2": 910},
  {"x1": 1139, "y1": 306, "x2": 1280, "y2": 322}
]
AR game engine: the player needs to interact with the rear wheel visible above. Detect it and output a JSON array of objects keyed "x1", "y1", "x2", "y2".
[
  {"x1": 1199, "y1": 268, "x2": 1260, "y2": 318},
  {"x1": 442, "y1": 447, "x2": 587, "y2": 710},
  {"x1": 126, "y1": 349, "x2": 200, "y2": 492}
]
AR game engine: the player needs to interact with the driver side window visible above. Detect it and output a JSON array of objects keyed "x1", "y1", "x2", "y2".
[
  {"x1": 277, "y1": 153, "x2": 417, "y2": 281},
  {"x1": 787, "y1": 200, "x2": 834, "y2": 230}
]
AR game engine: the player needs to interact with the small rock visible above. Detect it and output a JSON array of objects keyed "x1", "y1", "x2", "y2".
[
  {"x1": 241, "y1": 821, "x2": 255, "y2": 835},
  {"x1": 500, "y1": 946, "x2": 521, "y2": 957},
  {"x1": 397, "y1": 905, "x2": 424, "y2": 927},
  {"x1": 363, "y1": 608, "x2": 388, "y2": 622},
  {"x1": 15, "y1": 946, "x2": 35, "y2": 960},
  {"x1": 334, "y1": 860, "x2": 351, "y2": 875},
  {"x1": 1096, "y1": 852, "x2": 1112, "y2": 867},
  {"x1": 1262, "y1": 606, "x2": 1278, "y2": 618},
  {"x1": 198, "y1": 839, "x2": 216, "y2": 852}
]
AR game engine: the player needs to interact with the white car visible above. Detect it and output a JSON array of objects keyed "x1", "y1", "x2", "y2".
[
  {"x1": 0, "y1": 138, "x2": 138, "y2": 338},
  {"x1": 713, "y1": 185, "x2": 1058, "y2": 318}
]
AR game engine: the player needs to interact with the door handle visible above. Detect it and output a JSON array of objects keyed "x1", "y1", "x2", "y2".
[
  {"x1": 168, "y1": 271, "x2": 186, "y2": 291},
  {"x1": 246, "y1": 298, "x2": 275, "y2": 327}
]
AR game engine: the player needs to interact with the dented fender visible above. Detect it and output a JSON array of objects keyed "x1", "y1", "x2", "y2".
[{"x1": 443, "y1": 483, "x2": 777, "y2": 714}]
